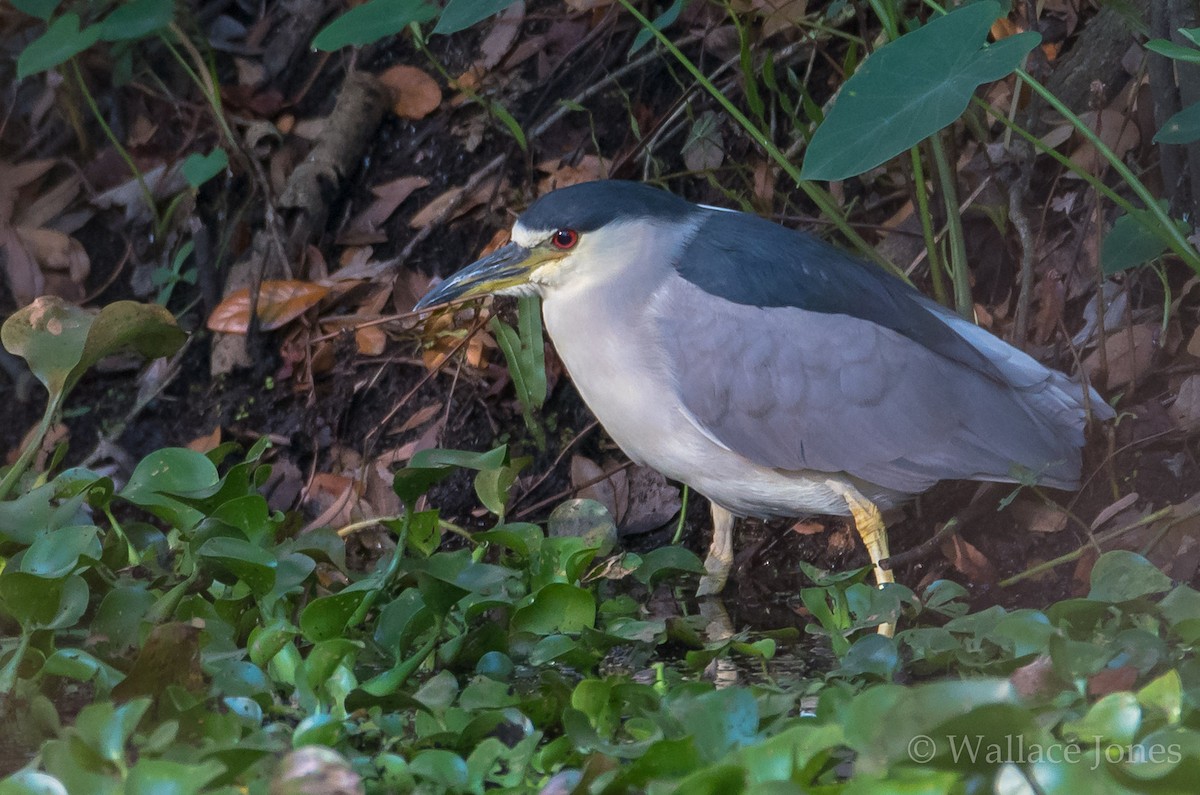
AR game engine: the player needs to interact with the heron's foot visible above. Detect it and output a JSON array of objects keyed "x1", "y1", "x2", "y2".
[
  {"x1": 825, "y1": 480, "x2": 894, "y2": 637},
  {"x1": 696, "y1": 504, "x2": 737, "y2": 597},
  {"x1": 697, "y1": 555, "x2": 731, "y2": 597}
]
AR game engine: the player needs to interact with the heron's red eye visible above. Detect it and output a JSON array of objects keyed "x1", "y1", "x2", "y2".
[{"x1": 551, "y1": 229, "x2": 579, "y2": 250}]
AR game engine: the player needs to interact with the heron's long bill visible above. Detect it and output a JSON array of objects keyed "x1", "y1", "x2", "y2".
[{"x1": 414, "y1": 243, "x2": 536, "y2": 309}]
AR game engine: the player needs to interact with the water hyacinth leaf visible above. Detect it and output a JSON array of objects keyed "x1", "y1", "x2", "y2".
[
  {"x1": 313, "y1": 0, "x2": 438, "y2": 50},
  {"x1": 409, "y1": 749, "x2": 469, "y2": 791},
  {"x1": 300, "y1": 587, "x2": 371, "y2": 642},
  {"x1": 1061, "y1": 692, "x2": 1141, "y2": 744},
  {"x1": 15, "y1": 13, "x2": 101, "y2": 79},
  {"x1": 302, "y1": 638, "x2": 362, "y2": 689},
  {"x1": 433, "y1": 0, "x2": 519, "y2": 35},
  {"x1": 1087, "y1": 550, "x2": 1172, "y2": 602},
  {"x1": 803, "y1": 2, "x2": 1040, "y2": 180},
  {"x1": 511, "y1": 583, "x2": 596, "y2": 634},
  {"x1": 0, "y1": 572, "x2": 88, "y2": 629},
  {"x1": 20, "y1": 525, "x2": 99, "y2": 578},
  {"x1": 197, "y1": 536, "x2": 277, "y2": 595},
  {"x1": 393, "y1": 464, "x2": 453, "y2": 506}
]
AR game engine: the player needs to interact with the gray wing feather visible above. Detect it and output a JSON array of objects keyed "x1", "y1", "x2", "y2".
[{"x1": 656, "y1": 279, "x2": 1109, "y2": 494}]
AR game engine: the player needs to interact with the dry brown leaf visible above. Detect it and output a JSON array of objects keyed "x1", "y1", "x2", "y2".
[
  {"x1": 365, "y1": 175, "x2": 428, "y2": 226},
  {"x1": 478, "y1": 1, "x2": 525, "y2": 69},
  {"x1": 1188, "y1": 327, "x2": 1200, "y2": 358},
  {"x1": 940, "y1": 534, "x2": 998, "y2": 584},
  {"x1": 399, "y1": 403, "x2": 442, "y2": 433},
  {"x1": 379, "y1": 65, "x2": 442, "y2": 120},
  {"x1": 572, "y1": 454, "x2": 624, "y2": 522},
  {"x1": 1090, "y1": 492, "x2": 1140, "y2": 531},
  {"x1": 0, "y1": 227, "x2": 45, "y2": 305},
  {"x1": 16, "y1": 174, "x2": 81, "y2": 230},
  {"x1": 1068, "y1": 110, "x2": 1141, "y2": 175},
  {"x1": 790, "y1": 519, "x2": 825, "y2": 535},
  {"x1": 1009, "y1": 499, "x2": 1069, "y2": 534},
  {"x1": 207, "y1": 280, "x2": 330, "y2": 333},
  {"x1": 1031, "y1": 270, "x2": 1065, "y2": 344},
  {"x1": 16, "y1": 227, "x2": 89, "y2": 283},
  {"x1": 186, "y1": 426, "x2": 223, "y2": 453},
  {"x1": 620, "y1": 466, "x2": 681, "y2": 535},
  {"x1": 1082, "y1": 323, "x2": 1158, "y2": 389},
  {"x1": 1169, "y1": 374, "x2": 1200, "y2": 432},
  {"x1": 536, "y1": 156, "x2": 608, "y2": 194},
  {"x1": 355, "y1": 325, "x2": 387, "y2": 355},
  {"x1": 408, "y1": 177, "x2": 503, "y2": 229}
]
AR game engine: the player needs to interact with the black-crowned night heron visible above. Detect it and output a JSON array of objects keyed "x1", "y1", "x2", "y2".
[{"x1": 415, "y1": 180, "x2": 1113, "y2": 595}]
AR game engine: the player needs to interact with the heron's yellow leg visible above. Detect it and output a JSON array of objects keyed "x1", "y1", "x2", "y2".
[
  {"x1": 825, "y1": 480, "x2": 894, "y2": 636},
  {"x1": 697, "y1": 504, "x2": 736, "y2": 596}
]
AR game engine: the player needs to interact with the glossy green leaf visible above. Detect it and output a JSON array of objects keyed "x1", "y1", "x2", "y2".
[
  {"x1": 197, "y1": 537, "x2": 277, "y2": 595},
  {"x1": 1101, "y1": 210, "x2": 1172, "y2": 274},
  {"x1": 433, "y1": 0, "x2": 519, "y2": 35},
  {"x1": 181, "y1": 148, "x2": 228, "y2": 188},
  {"x1": 1087, "y1": 550, "x2": 1173, "y2": 602},
  {"x1": 511, "y1": 583, "x2": 596, "y2": 634},
  {"x1": 16, "y1": 14, "x2": 101, "y2": 79},
  {"x1": 20, "y1": 525, "x2": 99, "y2": 578},
  {"x1": 803, "y1": 2, "x2": 1040, "y2": 180},
  {"x1": 99, "y1": 0, "x2": 174, "y2": 41},
  {"x1": 300, "y1": 586, "x2": 371, "y2": 642},
  {"x1": 312, "y1": 0, "x2": 438, "y2": 50},
  {"x1": 1155, "y1": 100, "x2": 1200, "y2": 144},
  {"x1": 10, "y1": 0, "x2": 62, "y2": 20}
]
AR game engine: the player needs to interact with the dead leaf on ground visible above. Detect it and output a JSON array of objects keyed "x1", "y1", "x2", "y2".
[
  {"x1": 1169, "y1": 374, "x2": 1200, "y2": 432},
  {"x1": 355, "y1": 325, "x2": 387, "y2": 355},
  {"x1": 573, "y1": 455, "x2": 627, "y2": 524},
  {"x1": 477, "y1": 1, "x2": 525, "y2": 70},
  {"x1": 187, "y1": 426, "x2": 223, "y2": 453},
  {"x1": 536, "y1": 155, "x2": 608, "y2": 194},
  {"x1": 941, "y1": 534, "x2": 998, "y2": 584},
  {"x1": 1031, "y1": 269, "x2": 1065, "y2": 344},
  {"x1": 620, "y1": 466, "x2": 681, "y2": 535},
  {"x1": 399, "y1": 403, "x2": 442, "y2": 433},
  {"x1": 16, "y1": 227, "x2": 89, "y2": 284},
  {"x1": 1082, "y1": 323, "x2": 1158, "y2": 389},
  {"x1": 207, "y1": 280, "x2": 330, "y2": 333},
  {"x1": 379, "y1": 65, "x2": 442, "y2": 120},
  {"x1": 790, "y1": 519, "x2": 825, "y2": 535},
  {"x1": 1090, "y1": 492, "x2": 1140, "y2": 530},
  {"x1": 1009, "y1": 498, "x2": 1069, "y2": 534},
  {"x1": 1067, "y1": 109, "x2": 1141, "y2": 176},
  {"x1": 341, "y1": 175, "x2": 430, "y2": 244},
  {"x1": 408, "y1": 177, "x2": 504, "y2": 229}
]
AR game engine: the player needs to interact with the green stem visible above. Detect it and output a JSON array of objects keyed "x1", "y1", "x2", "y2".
[
  {"x1": 974, "y1": 97, "x2": 1140, "y2": 216},
  {"x1": 928, "y1": 133, "x2": 972, "y2": 318},
  {"x1": 671, "y1": 485, "x2": 690, "y2": 545},
  {"x1": 71, "y1": 60, "x2": 160, "y2": 228},
  {"x1": 1015, "y1": 69, "x2": 1200, "y2": 273},
  {"x1": 909, "y1": 145, "x2": 947, "y2": 305},
  {"x1": 616, "y1": 0, "x2": 905, "y2": 278},
  {"x1": 0, "y1": 631, "x2": 32, "y2": 695},
  {"x1": 0, "y1": 397, "x2": 59, "y2": 501}
]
